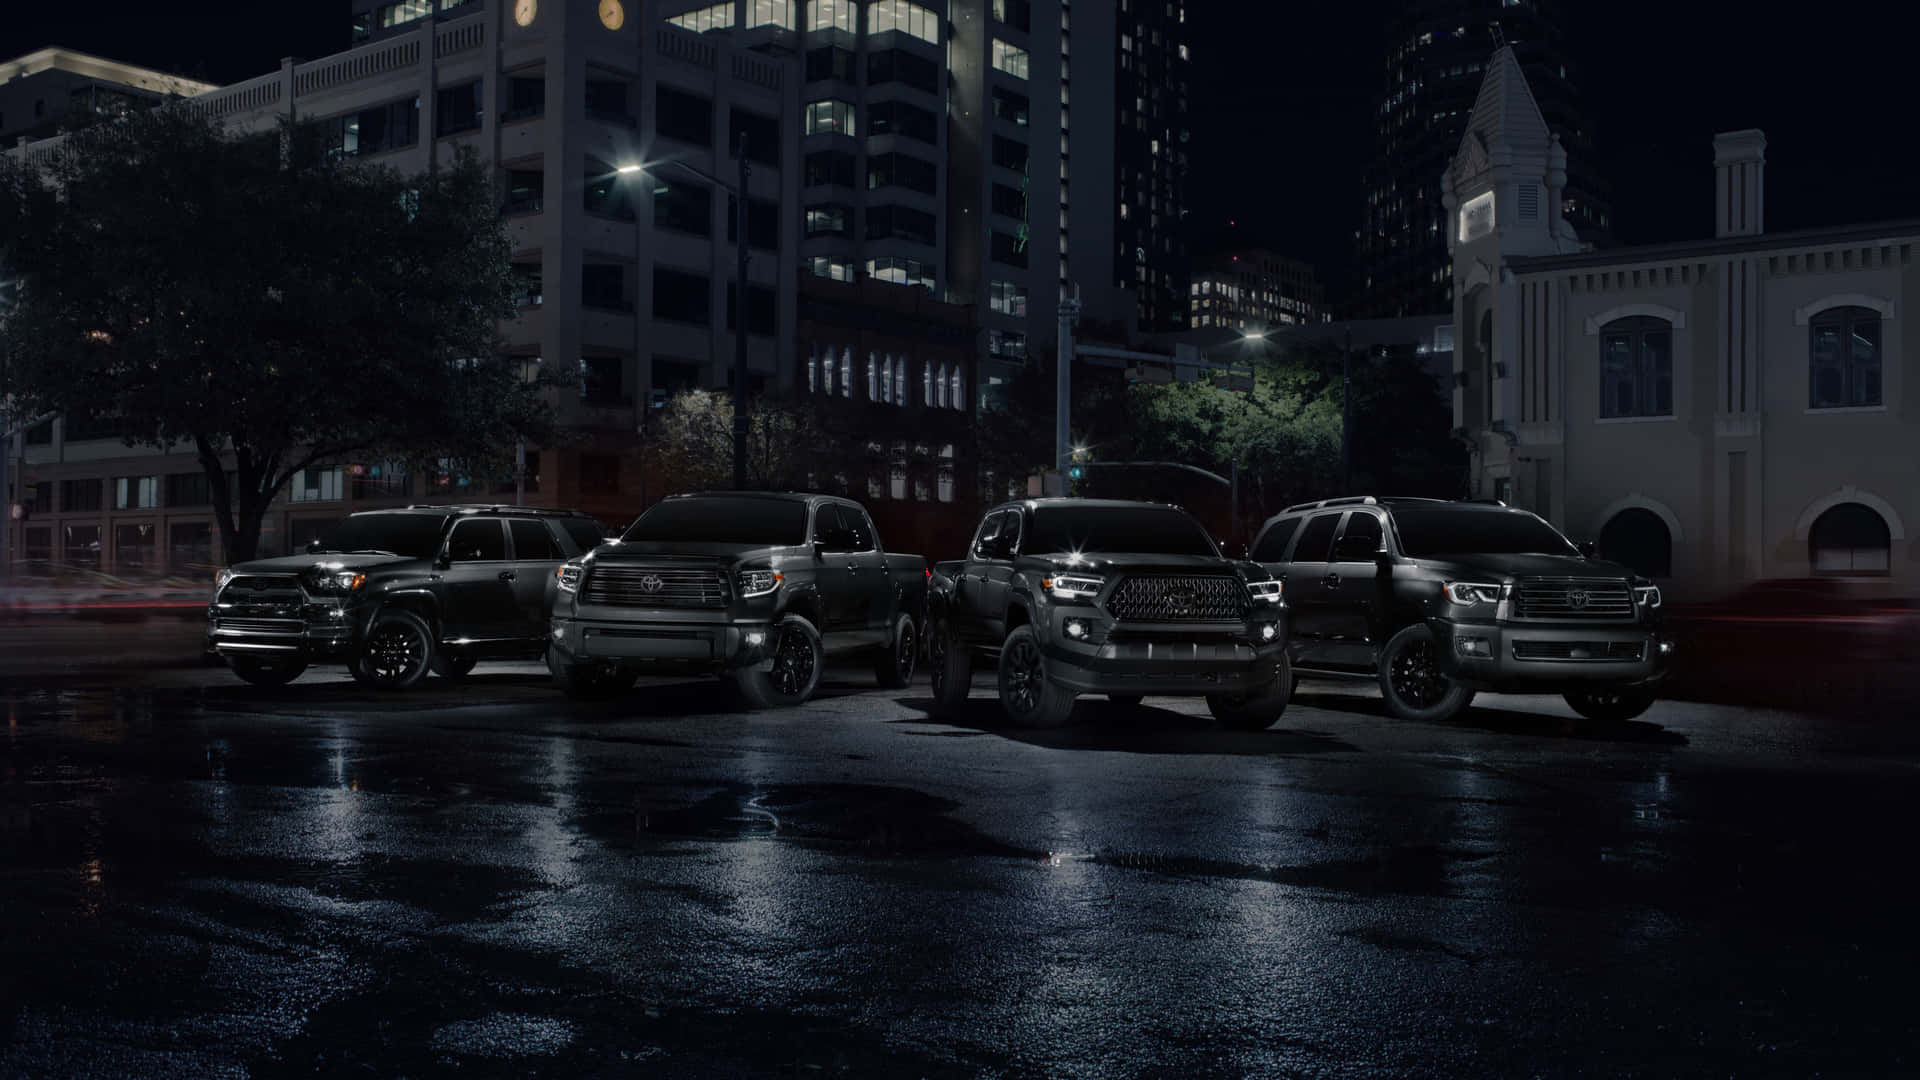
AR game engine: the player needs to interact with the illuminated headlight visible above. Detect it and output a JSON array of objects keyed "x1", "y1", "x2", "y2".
[
  {"x1": 738, "y1": 569, "x2": 784, "y2": 598},
  {"x1": 1247, "y1": 579, "x2": 1283, "y2": 605},
  {"x1": 1443, "y1": 581, "x2": 1503, "y2": 606},
  {"x1": 213, "y1": 568, "x2": 234, "y2": 591},
  {"x1": 1063, "y1": 618, "x2": 1090, "y2": 639},
  {"x1": 303, "y1": 567, "x2": 366, "y2": 594},
  {"x1": 1043, "y1": 574, "x2": 1104, "y2": 601},
  {"x1": 1635, "y1": 585, "x2": 1662, "y2": 608},
  {"x1": 1258, "y1": 622, "x2": 1279, "y2": 642},
  {"x1": 555, "y1": 562, "x2": 584, "y2": 594},
  {"x1": 744, "y1": 630, "x2": 767, "y2": 647}
]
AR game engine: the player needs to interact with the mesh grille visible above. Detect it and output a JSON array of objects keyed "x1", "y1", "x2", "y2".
[
  {"x1": 1511, "y1": 640, "x2": 1645, "y2": 661},
  {"x1": 215, "y1": 575, "x2": 305, "y2": 618},
  {"x1": 1105, "y1": 574, "x2": 1249, "y2": 622},
  {"x1": 216, "y1": 617, "x2": 306, "y2": 634},
  {"x1": 583, "y1": 565, "x2": 728, "y2": 608},
  {"x1": 1513, "y1": 577, "x2": 1634, "y2": 620}
]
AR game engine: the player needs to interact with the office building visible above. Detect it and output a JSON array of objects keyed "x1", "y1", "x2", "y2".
[
  {"x1": 1189, "y1": 250, "x2": 1325, "y2": 332},
  {"x1": 0, "y1": 48, "x2": 217, "y2": 147}
]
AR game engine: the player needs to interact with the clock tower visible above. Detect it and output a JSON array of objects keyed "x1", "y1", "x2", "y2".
[{"x1": 1441, "y1": 45, "x2": 1585, "y2": 506}]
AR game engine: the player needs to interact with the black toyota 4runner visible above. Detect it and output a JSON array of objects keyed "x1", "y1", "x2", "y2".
[
  {"x1": 929, "y1": 499, "x2": 1291, "y2": 729},
  {"x1": 206, "y1": 505, "x2": 606, "y2": 689},
  {"x1": 1248, "y1": 497, "x2": 1672, "y2": 723}
]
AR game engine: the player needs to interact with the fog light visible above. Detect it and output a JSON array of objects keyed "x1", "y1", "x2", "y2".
[
  {"x1": 1259, "y1": 622, "x2": 1278, "y2": 641},
  {"x1": 745, "y1": 631, "x2": 767, "y2": 647},
  {"x1": 1456, "y1": 636, "x2": 1491, "y2": 658},
  {"x1": 1064, "y1": 618, "x2": 1089, "y2": 640},
  {"x1": 1658, "y1": 639, "x2": 1674, "y2": 656}
]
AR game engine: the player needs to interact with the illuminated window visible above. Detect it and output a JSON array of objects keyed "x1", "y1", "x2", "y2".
[
  {"x1": 378, "y1": 0, "x2": 433, "y2": 28},
  {"x1": 992, "y1": 39, "x2": 1030, "y2": 79},
  {"x1": 808, "y1": 0, "x2": 857, "y2": 31},
  {"x1": 804, "y1": 99, "x2": 856, "y2": 135},
  {"x1": 667, "y1": 1, "x2": 734, "y2": 32},
  {"x1": 868, "y1": 0, "x2": 940, "y2": 43},
  {"x1": 747, "y1": 0, "x2": 793, "y2": 28},
  {"x1": 807, "y1": 256, "x2": 855, "y2": 282}
]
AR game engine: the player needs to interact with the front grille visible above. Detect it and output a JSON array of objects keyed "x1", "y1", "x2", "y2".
[
  {"x1": 1104, "y1": 574, "x2": 1249, "y2": 622},
  {"x1": 583, "y1": 565, "x2": 728, "y2": 608},
  {"x1": 216, "y1": 617, "x2": 306, "y2": 634},
  {"x1": 1513, "y1": 577, "x2": 1634, "y2": 620},
  {"x1": 215, "y1": 575, "x2": 306, "y2": 619},
  {"x1": 1512, "y1": 640, "x2": 1645, "y2": 661}
]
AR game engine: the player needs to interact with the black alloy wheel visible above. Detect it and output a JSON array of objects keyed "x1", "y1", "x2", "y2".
[
  {"x1": 352, "y1": 610, "x2": 434, "y2": 689},
  {"x1": 1389, "y1": 637, "x2": 1448, "y2": 709},
  {"x1": 1376, "y1": 624, "x2": 1475, "y2": 723},
  {"x1": 995, "y1": 625, "x2": 1074, "y2": 727},
  {"x1": 731, "y1": 613, "x2": 825, "y2": 709},
  {"x1": 769, "y1": 623, "x2": 817, "y2": 699}
]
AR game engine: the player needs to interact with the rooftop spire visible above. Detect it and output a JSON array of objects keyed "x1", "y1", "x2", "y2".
[{"x1": 1460, "y1": 44, "x2": 1551, "y2": 157}]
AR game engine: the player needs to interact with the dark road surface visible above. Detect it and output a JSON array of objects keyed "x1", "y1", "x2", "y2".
[{"x1": 2, "y1": 622, "x2": 1918, "y2": 1077}]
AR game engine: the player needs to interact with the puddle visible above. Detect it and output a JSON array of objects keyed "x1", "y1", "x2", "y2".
[{"x1": 430, "y1": 1012, "x2": 577, "y2": 1058}]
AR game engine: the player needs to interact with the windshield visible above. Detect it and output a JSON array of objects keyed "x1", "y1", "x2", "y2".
[
  {"x1": 621, "y1": 497, "x2": 809, "y2": 546},
  {"x1": 1392, "y1": 508, "x2": 1580, "y2": 558},
  {"x1": 312, "y1": 513, "x2": 450, "y2": 558},
  {"x1": 1027, "y1": 507, "x2": 1220, "y2": 557}
]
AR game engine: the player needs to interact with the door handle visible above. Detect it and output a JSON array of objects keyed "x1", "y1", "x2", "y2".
[
  {"x1": 498, "y1": 570, "x2": 517, "y2": 581},
  {"x1": 846, "y1": 563, "x2": 862, "y2": 572},
  {"x1": 1322, "y1": 574, "x2": 1341, "y2": 589}
]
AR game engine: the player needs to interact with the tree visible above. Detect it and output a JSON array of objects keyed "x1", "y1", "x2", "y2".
[
  {"x1": 0, "y1": 107, "x2": 556, "y2": 562},
  {"x1": 646, "y1": 389, "x2": 824, "y2": 495}
]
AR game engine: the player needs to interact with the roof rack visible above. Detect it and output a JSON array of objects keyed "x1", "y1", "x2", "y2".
[
  {"x1": 400, "y1": 503, "x2": 594, "y2": 517},
  {"x1": 1280, "y1": 495, "x2": 1380, "y2": 514}
]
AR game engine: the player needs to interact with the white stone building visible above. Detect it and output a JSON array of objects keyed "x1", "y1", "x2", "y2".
[{"x1": 1444, "y1": 47, "x2": 1918, "y2": 598}]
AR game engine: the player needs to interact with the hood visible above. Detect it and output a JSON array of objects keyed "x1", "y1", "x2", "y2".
[
  {"x1": 1412, "y1": 552, "x2": 1639, "y2": 581},
  {"x1": 229, "y1": 552, "x2": 418, "y2": 575},
  {"x1": 586, "y1": 540, "x2": 785, "y2": 564},
  {"x1": 1021, "y1": 552, "x2": 1235, "y2": 576}
]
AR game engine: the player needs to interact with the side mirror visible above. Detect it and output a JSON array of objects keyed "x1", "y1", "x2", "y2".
[
  {"x1": 1577, "y1": 540, "x2": 1598, "y2": 559},
  {"x1": 813, "y1": 539, "x2": 829, "y2": 559},
  {"x1": 435, "y1": 547, "x2": 452, "y2": 570},
  {"x1": 1333, "y1": 534, "x2": 1386, "y2": 562}
]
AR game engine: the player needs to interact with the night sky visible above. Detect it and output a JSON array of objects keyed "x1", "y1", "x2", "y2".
[{"x1": 12, "y1": 3, "x2": 1920, "y2": 309}]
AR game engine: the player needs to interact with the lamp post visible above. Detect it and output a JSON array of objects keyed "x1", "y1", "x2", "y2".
[
  {"x1": 1342, "y1": 325, "x2": 1353, "y2": 493},
  {"x1": 619, "y1": 130, "x2": 753, "y2": 490}
]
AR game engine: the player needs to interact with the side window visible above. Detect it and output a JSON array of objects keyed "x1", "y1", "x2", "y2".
[
  {"x1": 1291, "y1": 513, "x2": 1341, "y2": 564},
  {"x1": 835, "y1": 505, "x2": 875, "y2": 551},
  {"x1": 813, "y1": 504, "x2": 837, "y2": 544},
  {"x1": 1251, "y1": 518, "x2": 1300, "y2": 562},
  {"x1": 972, "y1": 512, "x2": 1004, "y2": 557},
  {"x1": 997, "y1": 508, "x2": 1023, "y2": 554},
  {"x1": 446, "y1": 519, "x2": 507, "y2": 561},
  {"x1": 558, "y1": 517, "x2": 605, "y2": 552},
  {"x1": 508, "y1": 519, "x2": 564, "y2": 561},
  {"x1": 1339, "y1": 512, "x2": 1383, "y2": 553}
]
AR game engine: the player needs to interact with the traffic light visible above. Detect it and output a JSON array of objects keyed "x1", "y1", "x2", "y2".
[{"x1": 1068, "y1": 465, "x2": 1085, "y2": 481}]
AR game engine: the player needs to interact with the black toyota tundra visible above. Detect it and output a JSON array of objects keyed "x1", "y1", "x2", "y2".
[
  {"x1": 546, "y1": 492, "x2": 927, "y2": 707},
  {"x1": 1249, "y1": 496, "x2": 1673, "y2": 723},
  {"x1": 928, "y1": 498, "x2": 1292, "y2": 729},
  {"x1": 206, "y1": 504, "x2": 607, "y2": 688}
]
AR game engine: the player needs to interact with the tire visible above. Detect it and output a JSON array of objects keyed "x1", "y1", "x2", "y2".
[
  {"x1": 927, "y1": 617, "x2": 972, "y2": 715},
  {"x1": 228, "y1": 655, "x2": 307, "y2": 687},
  {"x1": 1564, "y1": 687, "x2": 1658, "y2": 722},
  {"x1": 1376, "y1": 623, "x2": 1475, "y2": 723},
  {"x1": 433, "y1": 655, "x2": 479, "y2": 680},
  {"x1": 730, "y1": 614, "x2": 824, "y2": 709},
  {"x1": 1108, "y1": 694, "x2": 1145, "y2": 707},
  {"x1": 350, "y1": 610, "x2": 435, "y2": 690},
  {"x1": 1207, "y1": 654, "x2": 1293, "y2": 730},
  {"x1": 873, "y1": 612, "x2": 920, "y2": 689},
  {"x1": 996, "y1": 625, "x2": 1076, "y2": 728}
]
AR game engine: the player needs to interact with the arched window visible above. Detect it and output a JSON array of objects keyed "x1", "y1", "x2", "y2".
[
  {"x1": 1599, "y1": 316, "x2": 1672, "y2": 418},
  {"x1": 1808, "y1": 306, "x2": 1882, "y2": 409},
  {"x1": 1598, "y1": 508, "x2": 1672, "y2": 578},
  {"x1": 1808, "y1": 502, "x2": 1890, "y2": 574}
]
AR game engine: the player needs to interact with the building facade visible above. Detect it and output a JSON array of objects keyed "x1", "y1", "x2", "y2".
[
  {"x1": 1447, "y1": 47, "x2": 1920, "y2": 597},
  {"x1": 1189, "y1": 249, "x2": 1326, "y2": 332},
  {"x1": 1357, "y1": 0, "x2": 1608, "y2": 320},
  {"x1": 0, "y1": 49, "x2": 217, "y2": 147}
]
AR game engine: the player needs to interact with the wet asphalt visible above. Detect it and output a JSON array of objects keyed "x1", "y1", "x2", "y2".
[{"x1": 2, "y1": 621, "x2": 1919, "y2": 1078}]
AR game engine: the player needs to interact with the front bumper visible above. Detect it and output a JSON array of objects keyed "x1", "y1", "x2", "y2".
[
  {"x1": 1038, "y1": 605, "x2": 1290, "y2": 697},
  {"x1": 549, "y1": 611, "x2": 775, "y2": 670},
  {"x1": 1431, "y1": 617, "x2": 1672, "y2": 691},
  {"x1": 205, "y1": 600, "x2": 360, "y2": 659}
]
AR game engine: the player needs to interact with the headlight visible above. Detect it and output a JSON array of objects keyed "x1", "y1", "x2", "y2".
[
  {"x1": 304, "y1": 567, "x2": 366, "y2": 594},
  {"x1": 738, "y1": 568, "x2": 783, "y2": 598},
  {"x1": 1635, "y1": 585, "x2": 1662, "y2": 608},
  {"x1": 1443, "y1": 581, "x2": 1503, "y2": 606},
  {"x1": 1247, "y1": 579, "x2": 1283, "y2": 605},
  {"x1": 556, "y1": 562, "x2": 584, "y2": 594},
  {"x1": 214, "y1": 568, "x2": 234, "y2": 591},
  {"x1": 1042, "y1": 574, "x2": 1104, "y2": 601}
]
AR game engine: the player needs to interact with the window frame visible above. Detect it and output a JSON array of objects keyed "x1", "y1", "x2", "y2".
[
  {"x1": 1807, "y1": 305, "x2": 1883, "y2": 410},
  {"x1": 1597, "y1": 315, "x2": 1674, "y2": 420}
]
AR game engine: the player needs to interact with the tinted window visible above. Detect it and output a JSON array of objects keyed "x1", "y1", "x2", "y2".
[
  {"x1": 834, "y1": 505, "x2": 875, "y2": 551},
  {"x1": 622, "y1": 496, "x2": 808, "y2": 545},
  {"x1": 314, "y1": 513, "x2": 450, "y2": 558},
  {"x1": 509, "y1": 519, "x2": 563, "y2": 561},
  {"x1": 1340, "y1": 512, "x2": 1383, "y2": 552},
  {"x1": 558, "y1": 518, "x2": 605, "y2": 552},
  {"x1": 971, "y1": 512, "x2": 1004, "y2": 556},
  {"x1": 997, "y1": 509, "x2": 1023, "y2": 553},
  {"x1": 447, "y1": 519, "x2": 508, "y2": 561},
  {"x1": 1251, "y1": 518, "x2": 1299, "y2": 563},
  {"x1": 1392, "y1": 508, "x2": 1580, "y2": 558},
  {"x1": 1027, "y1": 507, "x2": 1218, "y2": 557},
  {"x1": 1291, "y1": 513, "x2": 1340, "y2": 564}
]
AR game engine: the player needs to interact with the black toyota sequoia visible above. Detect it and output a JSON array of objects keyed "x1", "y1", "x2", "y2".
[{"x1": 1249, "y1": 496, "x2": 1672, "y2": 723}]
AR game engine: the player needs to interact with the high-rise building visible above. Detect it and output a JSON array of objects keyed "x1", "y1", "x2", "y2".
[
  {"x1": 1354, "y1": 0, "x2": 1609, "y2": 320},
  {"x1": 1188, "y1": 250, "x2": 1325, "y2": 332},
  {"x1": 0, "y1": 48, "x2": 217, "y2": 146}
]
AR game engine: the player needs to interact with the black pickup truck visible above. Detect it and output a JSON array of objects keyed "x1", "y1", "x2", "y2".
[
  {"x1": 1249, "y1": 496, "x2": 1673, "y2": 722},
  {"x1": 927, "y1": 498, "x2": 1292, "y2": 729},
  {"x1": 206, "y1": 504, "x2": 607, "y2": 688},
  {"x1": 546, "y1": 491, "x2": 927, "y2": 707}
]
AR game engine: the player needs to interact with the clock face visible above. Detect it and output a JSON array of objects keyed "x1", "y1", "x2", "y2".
[
  {"x1": 599, "y1": 0, "x2": 625, "y2": 29},
  {"x1": 513, "y1": 0, "x2": 537, "y2": 26}
]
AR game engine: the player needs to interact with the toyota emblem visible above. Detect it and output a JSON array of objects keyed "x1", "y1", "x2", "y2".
[
  {"x1": 1162, "y1": 586, "x2": 1198, "y2": 613},
  {"x1": 1566, "y1": 588, "x2": 1589, "y2": 609},
  {"x1": 638, "y1": 574, "x2": 664, "y2": 593}
]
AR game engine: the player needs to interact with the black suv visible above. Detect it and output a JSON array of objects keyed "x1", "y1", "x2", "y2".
[
  {"x1": 206, "y1": 505, "x2": 606, "y2": 689},
  {"x1": 1249, "y1": 497, "x2": 1672, "y2": 722}
]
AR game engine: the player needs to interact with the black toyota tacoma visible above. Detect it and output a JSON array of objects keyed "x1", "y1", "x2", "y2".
[
  {"x1": 928, "y1": 498, "x2": 1292, "y2": 729},
  {"x1": 1248, "y1": 496, "x2": 1673, "y2": 722},
  {"x1": 206, "y1": 504, "x2": 607, "y2": 688},
  {"x1": 546, "y1": 492, "x2": 927, "y2": 707}
]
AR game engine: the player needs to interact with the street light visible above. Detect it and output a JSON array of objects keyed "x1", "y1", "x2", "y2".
[{"x1": 620, "y1": 131, "x2": 753, "y2": 491}]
